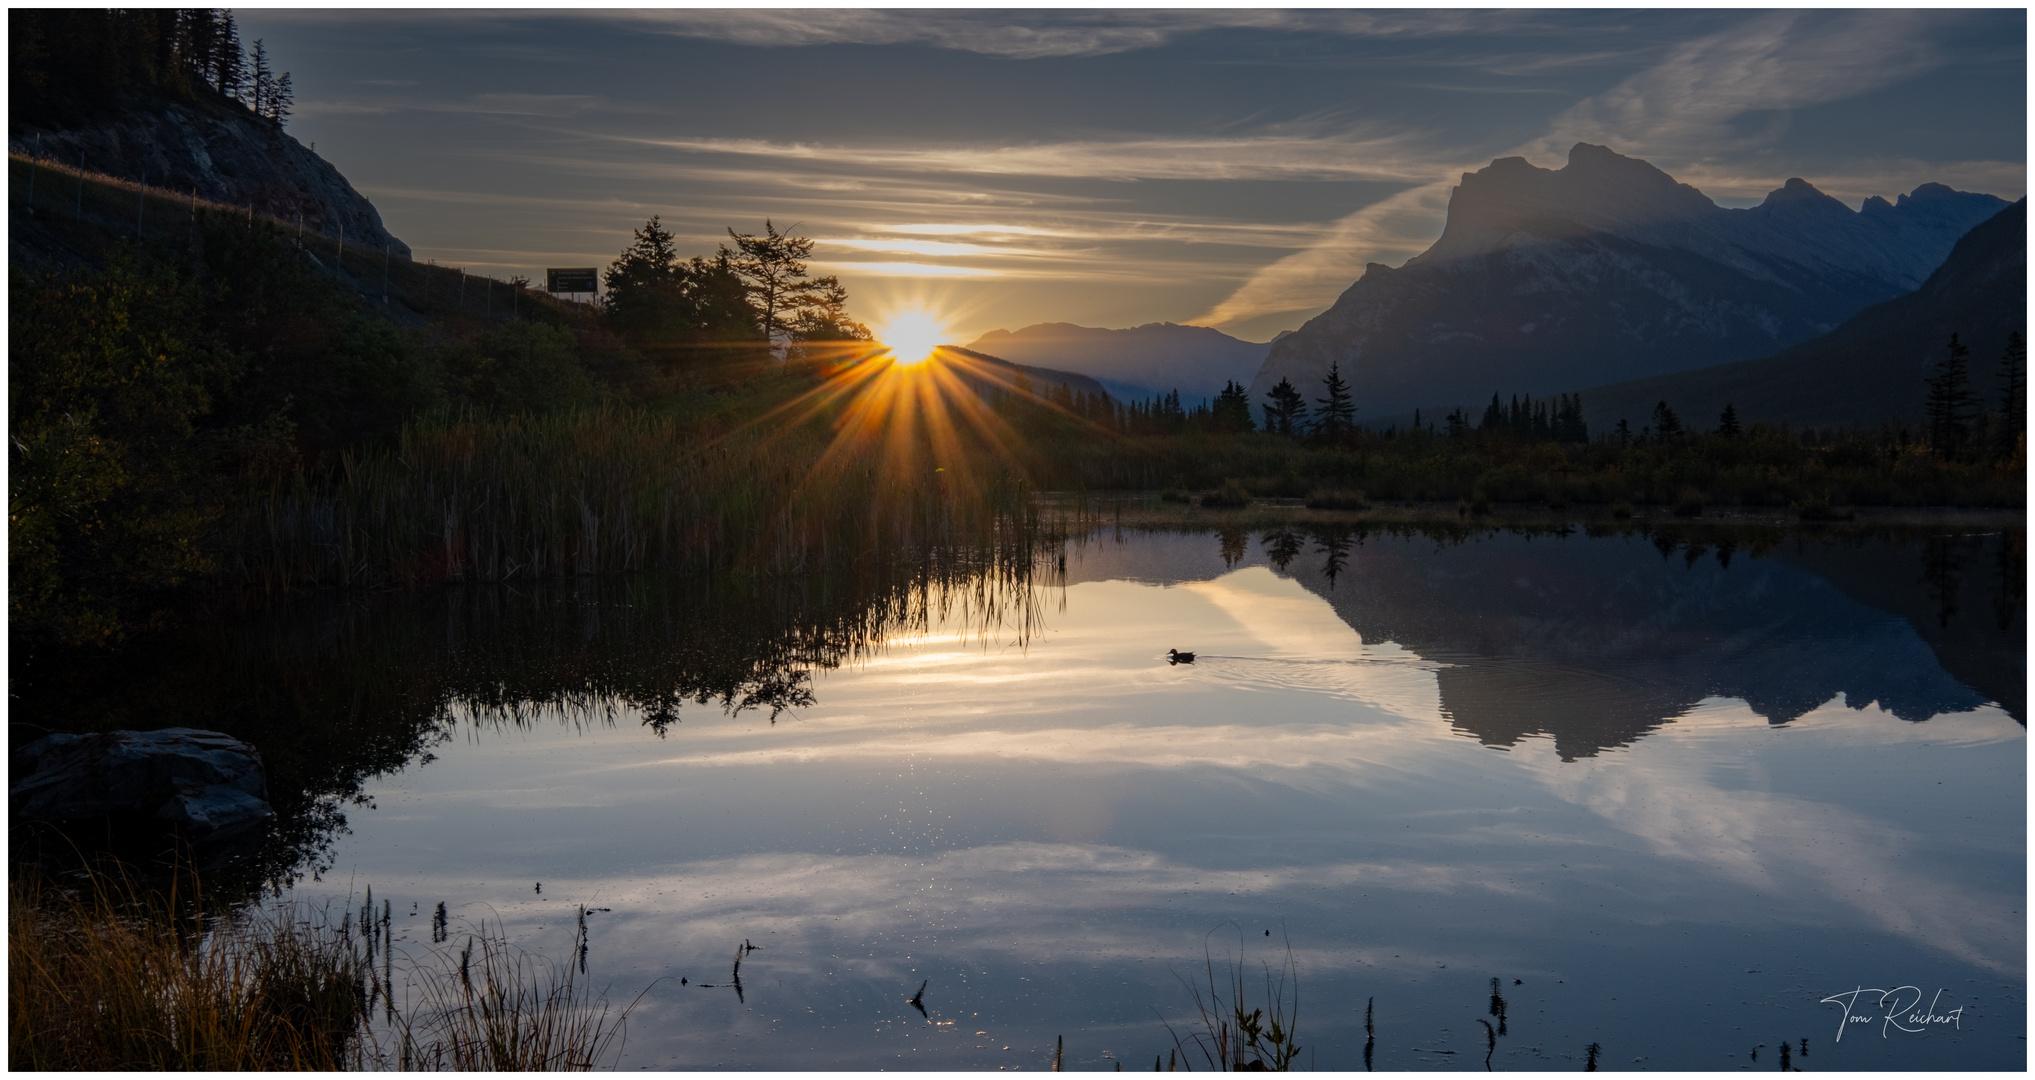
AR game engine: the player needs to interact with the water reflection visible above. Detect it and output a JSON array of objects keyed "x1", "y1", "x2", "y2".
[
  {"x1": 9, "y1": 520, "x2": 2022, "y2": 1070},
  {"x1": 1229, "y1": 523, "x2": 2024, "y2": 760},
  {"x1": 11, "y1": 545, "x2": 1052, "y2": 889}
]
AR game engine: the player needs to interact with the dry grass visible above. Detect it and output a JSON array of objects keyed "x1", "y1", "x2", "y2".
[
  {"x1": 10, "y1": 864, "x2": 363, "y2": 1070},
  {"x1": 9, "y1": 865, "x2": 638, "y2": 1071}
]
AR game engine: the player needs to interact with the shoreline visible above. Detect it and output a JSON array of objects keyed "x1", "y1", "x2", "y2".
[{"x1": 1038, "y1": 494, "x2": 2027, "y2": 533}]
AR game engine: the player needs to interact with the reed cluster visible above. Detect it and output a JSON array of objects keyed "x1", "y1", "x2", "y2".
[{"x1": 229, "y1": 405, "x2": 1054, "y2": 592}]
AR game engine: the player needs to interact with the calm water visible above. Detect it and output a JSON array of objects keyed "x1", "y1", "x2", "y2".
[{"x1": 23, "y1": 524, "x2": 2026, "y2": 1070}]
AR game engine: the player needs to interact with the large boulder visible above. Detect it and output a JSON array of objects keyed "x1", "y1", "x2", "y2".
[{"x1": 12, "y1": 728, "x2": 273, "y2": 841}]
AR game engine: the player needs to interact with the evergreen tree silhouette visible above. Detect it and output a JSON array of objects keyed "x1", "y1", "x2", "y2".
[
  {"x1": 1651, "y1": 400, "x2": 1682, "y2": 439},
  {"x1": 1262, "y1": 377, "x2": 1306, "y2": 437},
  {"x1": 1716, "y1": 402, "x2": 1741, "y2": 436},
  {"x1": 1996, "y1": 332, "x2": 2025, "y2": 449},
  {"x1": 1314, "y1": 362, "x2": 1356, "y2": 438},
  {"x1": 1925, "y1": 333, "x2": 1977, "y2": 455}
]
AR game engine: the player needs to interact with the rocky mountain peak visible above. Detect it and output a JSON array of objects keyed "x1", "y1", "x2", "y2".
[{"x1": 1413, "y1": 142, "x2": 1715, "y2": 266}]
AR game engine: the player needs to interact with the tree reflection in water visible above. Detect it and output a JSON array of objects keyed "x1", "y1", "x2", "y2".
[{"x1": 11, "y1": 539, "x2": 1057, "y2": 893}]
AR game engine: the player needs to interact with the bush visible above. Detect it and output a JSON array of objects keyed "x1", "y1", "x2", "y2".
[{"x1": 1200, "y1": 479, "x2": 1253, "y2": 509}]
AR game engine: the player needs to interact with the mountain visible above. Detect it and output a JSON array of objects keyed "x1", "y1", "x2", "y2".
[
  {"x1": 1576, "y1": 199, "x2": 2027, "y2": 431},
  {"x1": 1249, "y1": 143, "x2": 2008, "y2": 420},
  {"x1": 966, "y1": 322, "x2": 1272, "y2": 403},
  {"x1": 930, "y1": 346, "x2": 1114, "y2": 403},
  {"x1": 10, "y1": 86, "x2": 410, "y2": 269}
]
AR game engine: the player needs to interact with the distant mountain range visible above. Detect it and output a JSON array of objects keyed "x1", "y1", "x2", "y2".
[
  {"x1": 1577, "y1": 198, "x2": 2026, "y2": 431},
  {"x1": 931, "y1": 346, "x2": 1112, "y2": 403},
  {"x1": 965, "y1": 322, "x2": 1276, "y2": 404},
  {"x1": 1248, "y1": 142, "x2": 2009, "y2": 421}
]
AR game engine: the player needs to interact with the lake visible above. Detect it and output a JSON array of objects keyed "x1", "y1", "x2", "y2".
[{"x1": 18, "y1": 521, "x2": 2025, "y2": 1070}]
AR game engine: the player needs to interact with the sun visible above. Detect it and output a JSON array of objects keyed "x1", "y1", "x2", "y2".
[{"x1": 874, "y1": 309, "x2": 948, "y2": 366}]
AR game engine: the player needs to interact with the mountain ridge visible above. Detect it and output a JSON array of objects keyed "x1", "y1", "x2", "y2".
[
  {"x1": 1575, "y1": 198, "x2": 2027, "y2": 431},
  {"x1": 1249, "y1": 143, "x2": 2008, "y2": 418}
]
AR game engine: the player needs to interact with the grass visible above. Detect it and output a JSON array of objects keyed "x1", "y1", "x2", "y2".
[
  {"x1": 230, "y1": 403, "x2": 1061, "y2": 593},
  {"x1": 9, "y1": 862, "x2": 638, "y2": 1071},
  {"x1": 1159, "y1": 924, "x2": 1303, "y2": 1071}
]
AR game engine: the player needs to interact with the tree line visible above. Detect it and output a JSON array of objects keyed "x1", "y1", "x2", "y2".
[
  {"x1": 600, "y1": 217, "x2": 868, "y2": 367},
  {"x1": 11, "y1": 8, "x2": 292, "y2": 127}
]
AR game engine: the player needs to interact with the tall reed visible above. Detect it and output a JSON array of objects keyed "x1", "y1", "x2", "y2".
[{"x1": 230, "y1": 404, "x2": 1054, "y2": 593}]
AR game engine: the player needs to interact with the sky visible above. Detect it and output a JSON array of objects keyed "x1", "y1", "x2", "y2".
[{"x1": 239, "y1": 7, "x2": 2026, "y2": 344}]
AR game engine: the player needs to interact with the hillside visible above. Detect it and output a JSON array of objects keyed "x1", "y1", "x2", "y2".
[
  {"x1": 1577, "y1": 199, "x2": 2027, "y2": 431},
  {"x1": 965, "y1": 322, "x2": 1272, "y2": 403},
  {"x1": 9, "y1": 13, "x2": 408, "y2": 271},
  {"x1": 1250, "y1": 143, "x2": 2007, "y2": 418}
]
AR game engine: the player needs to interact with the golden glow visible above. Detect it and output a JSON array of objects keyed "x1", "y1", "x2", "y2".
[{"x1": 874, "y1": 309, "x2": 947, "y2": 366}]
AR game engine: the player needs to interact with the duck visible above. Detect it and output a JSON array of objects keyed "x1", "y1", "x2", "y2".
[{"x1": 1167, "y1": 649, "x2": 1196, "y2": 665}]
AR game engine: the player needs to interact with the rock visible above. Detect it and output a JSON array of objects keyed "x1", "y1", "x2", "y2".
[{"x1": 12, "y1": 728, "x2": 273, "y2": 841}]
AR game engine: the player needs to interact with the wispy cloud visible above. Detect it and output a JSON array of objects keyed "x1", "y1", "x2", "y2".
[
  {"x1": 602, "y1": 130, "x2": 1450, "y2": 185},
  {"x1": 614, "y1": 9, "x2": 1511, "y2": 60}
]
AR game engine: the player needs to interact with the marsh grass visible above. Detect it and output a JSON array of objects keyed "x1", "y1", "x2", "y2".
[
  {"x1": 9, "y1": 862, "x2": 363, "y2": 1070},
  {"x1": 365, "y1": 928, "x2": 641, "y2": 1071},
  {"x1": 9, "y1": 863, "x2": 637, "y2": 1071},
  {"x1": 1160, "y1": 925, "x2": 1303, "y2": 1071},
  {"x1": 231, "y1": 405, "x2": 1057, "y2": 593}
]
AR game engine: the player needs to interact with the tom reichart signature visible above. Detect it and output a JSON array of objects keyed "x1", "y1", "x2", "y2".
[{"x1": 1821, "y1": 986, "x2": 1964, "y2": 1042}]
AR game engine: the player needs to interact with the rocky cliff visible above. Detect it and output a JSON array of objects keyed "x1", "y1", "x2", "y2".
[
  {"x1": 1250, "y1": 143, "x2": 2007, "y2": 419},
  {"x1": 11, "y1": 85, "x2": 408, "y2": 259}
]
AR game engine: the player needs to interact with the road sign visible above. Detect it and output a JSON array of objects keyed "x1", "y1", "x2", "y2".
[{"x1": 547, "y1": 267, "x2": 598, "y2": 293}]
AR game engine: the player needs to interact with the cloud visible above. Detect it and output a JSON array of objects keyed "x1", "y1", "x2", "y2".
[
  {"x1": 615, "y1": 9, "x2": 1510, "y2": 60},
  {"x1": 1525, "y1": 11, "x2": 1946, "y2": 164},
  {"x1": 1193, "y1": 178, "x2": 1459, "y2": 327},
  {"x1": 602, "y1": 130, "x2": 1448, "y2": 185},
  {"x1": 1193, "y1": 10, "x2": 1978, "y2": 331}
]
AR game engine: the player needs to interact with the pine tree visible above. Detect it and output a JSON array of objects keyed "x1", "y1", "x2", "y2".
[
  {"x1": 1445, "y1": 407, "x2": 1470, "y2": 438},
  {"x1": 212, "y1": 12, "x2": 245, "y2": 101},
  {"x1": 1925, "y1": 333, "x2": 1977, "y2": 455},
  {"x1": 1262, "y1": 377, "x2": 1306, "y2": 437},
  {"x1": 1716, "y1": 403, "x2": 1741, "y2": 436},
  {"x1": 1213, "y1": 380, "x2": 1255, "y2": 433},
  {"x1": 270, "y1": 71, "x2": 292, "y2": 127},
  {"x1": 1314, "y1": 361, "x2": 1356, "y2": 438},
  {"x1": 1480, "y1": 393, "x2": 1503, "y2": 432},
  {"x1": 1997, "y1": 332, "x2": 2025, "y2": 448},
  {"x1": 248, "y1": 38, "x2": 272, "y2": 117},
  {"x1": 1651, "y1": 400, "x2": 1682, "y2": 439}
]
